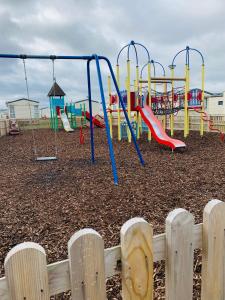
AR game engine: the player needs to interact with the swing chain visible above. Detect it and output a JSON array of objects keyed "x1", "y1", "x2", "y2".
[
  {"x1": 22, "y1": 58, "x2": 37, "y2": 157},
  {"x1": 51, "y1": 58, "x2": 59, "y2": 156}
]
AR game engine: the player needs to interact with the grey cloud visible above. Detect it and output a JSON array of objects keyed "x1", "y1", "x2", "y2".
[{"x1": 0, "y1": 0, "x2": 225, "y2": 108}]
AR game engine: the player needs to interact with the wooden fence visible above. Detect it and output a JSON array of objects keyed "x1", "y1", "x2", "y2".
[
  {"x1": 0, "y1": 119, "x2": 9, "y2": 137},
  {"x1": 111, "y1": 115, "x2": 225, "y2": 133},
  {"x1": 173, "y1": 115, "x2": 225, "y2": 132},
  {"x1": 0, "y1": 199, "x2": 224, "y2": 299}
]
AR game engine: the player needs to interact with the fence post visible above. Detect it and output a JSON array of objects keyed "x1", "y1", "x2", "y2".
[
  {"x1": 121, "y1": 217, "x2": 153, "y2": 300},
  {"x1": 68, "y1": 229, "x2": 106, "y2": 300},
  {"x1": 201, "y1": 199, "x2": 225, "y2": 300},
  {"x1": 4, "y1": 242, "x2": 49, "y2": 300},
  {"x1": 165, "y1": 208, "x2": 194, "y2": 300}
]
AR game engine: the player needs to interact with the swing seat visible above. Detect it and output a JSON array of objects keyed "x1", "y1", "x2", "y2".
[{"x1": 36, "y1": 156, "x2": 57, "y2": 161}]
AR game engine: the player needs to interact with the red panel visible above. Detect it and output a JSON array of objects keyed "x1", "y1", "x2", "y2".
[
  {"x1": 130, "y1": 92, "x2": 136, "y2": 111},
  {"x1": 110, "y1": 95, "x2": 117, "y2": 105},
  {"x1": 84, "y1": 111, "x2": 105, "y2": 128}
]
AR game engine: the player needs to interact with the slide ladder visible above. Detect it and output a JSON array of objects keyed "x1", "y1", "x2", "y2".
[
  {"x1": 194, "y1": 108, "x2": 224, "y2": 141},
  {"x1": 137, "y1": 105, "x2": 186, "y2": 150}
]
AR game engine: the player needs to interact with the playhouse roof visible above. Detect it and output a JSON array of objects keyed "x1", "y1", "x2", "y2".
[{"x1": 48, "y1": 82, "x2": 66, "y2": 97}]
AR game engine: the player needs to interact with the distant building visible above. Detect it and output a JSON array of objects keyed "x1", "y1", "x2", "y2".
[
  {"x1": 0, "y1": 109, "x2": 8, "y2": 119},
  {"x1": 75, "y1": 99, "x2": 101, "y2": 116},
  {"x1": 204, "y1": 91, "x2": 225, "y2": 115},
  {"x1": 40, "y1": 107, "x2": 50, "y2": 118},
  {"x1": 6, "y1": 98, "x2": 39, "y2": 120}
]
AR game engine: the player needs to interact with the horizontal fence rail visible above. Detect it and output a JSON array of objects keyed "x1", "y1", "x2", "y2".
[{"x1": 0, "y1": 199, "x2": 224, "y2": 299}]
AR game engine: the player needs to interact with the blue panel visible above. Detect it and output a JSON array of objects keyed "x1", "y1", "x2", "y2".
[
  {"x1": 50, "y1": 97, "x2": 64, "y2": 108},
  {"x1": 68, "y1": 107, "x2": 82, "y2": 116}
]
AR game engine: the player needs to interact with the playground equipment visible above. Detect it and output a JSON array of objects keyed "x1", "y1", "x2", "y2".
[
  {"x1": 0, "y1": 53, "x2": 144, "y2": 184},
  {"x1": 84, "y1": 111, "x2": 105, "y2": 128},
  {"x1": 66, "y1": 102, "x2": 86, "y2": 130},
  {"x1": 49, "y1": 82, "x2": 73, "y2": 133},
  {"x1": 137, "y1": 105, "x2": 186, "y2": 149},
  {"x1": 168, "y1": 46, "x2": 205, "y2": 137},
  {"x1": 168, "y1": 47, "x2": 224, "y2": 139},
  {"x1": 194, "y1": 108, "x2": 225, "y2": 141},
  {"x1": 108, "y1": 40, "x2": 223, "y2": 146},
  {"x1": 108, "y1": 40, "x2": 186, "y2": 150},
  {"x1": 9, "y1": 120, "x2": 20, "y2": 135},
  {"x1": 22, "y1": 58, "x2": 58, "y2": 161},
  {"x1": 49, "y1": 83, "x2": 87, "y2": 133},
  {"x1": 49, "y1": 82, "x2": 104, "y2": 132}
]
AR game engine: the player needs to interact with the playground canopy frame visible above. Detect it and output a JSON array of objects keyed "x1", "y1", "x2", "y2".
[
  {"x1": 0, "y1": 53, "x2": 145, "y2": 185},
  {"x1": 116, "y1": 41, "x2": 152, "y2": 142}
]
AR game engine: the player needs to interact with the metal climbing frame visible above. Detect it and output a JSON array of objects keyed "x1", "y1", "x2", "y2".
[{"x1": 0, "y1": 53, "x2": 144, "y2": 185}]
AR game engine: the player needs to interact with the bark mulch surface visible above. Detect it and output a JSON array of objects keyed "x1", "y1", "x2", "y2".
[{"x1": 0, "y1": 128, "x2": 224, "y2": 299}]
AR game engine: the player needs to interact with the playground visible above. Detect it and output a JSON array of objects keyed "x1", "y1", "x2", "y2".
[
  {"x1": 0, "y1": 41, "x2": 225, "y2": 299},
  {"x1": 0, "y1": 127, "x2": 224, "y2": 299}
]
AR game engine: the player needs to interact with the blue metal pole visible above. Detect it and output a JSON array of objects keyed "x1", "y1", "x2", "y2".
[
  {"x1": 94, "y1": 55, "x2": 119, "y2": 185},
  {"x1": 87, "y1": 59, "x2": 95, "y2": 163},
  {"x1": 0, "y1": 54, "x2": 93, "y2": 60},
  {"x1": 100, "y1": 56, "x2": 145, "y2": 166}
]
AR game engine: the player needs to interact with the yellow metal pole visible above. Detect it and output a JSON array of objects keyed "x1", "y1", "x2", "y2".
[
  {"x1": 170, "y1": 67, "x2": 175, "y2": 136},
  {"x1": 147, "y1": 62, "x2": 151, "y2": 141},
  {"x1": 200, "y1": 64, "x2": 205, "y2": 136},
  {"x1": 127, "y1": 60, "x2": 131, "y2": 143},
  {"x1": 107, "y1": 75, "x2": 113, "y2": 139},
  {"x1": 116, "y1": 64, "x2": 121, "y2": 141},
  {"x1": 163, "y1": 81, "x2": 167, "y2": 131},
  {"x1": 184, "y1": 64, "x2": 188, "y2": 137},
  {"x1": 139, "y1": 78, "x2": 143, "y2": 135}
]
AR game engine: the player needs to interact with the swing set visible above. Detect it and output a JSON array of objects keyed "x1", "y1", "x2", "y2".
[
  {"x1": 1, "y1": 53, "x2": 144, "y2": 185},
  {"x1": 22, "y1": 57, "x2": 59, "y2": 161}
]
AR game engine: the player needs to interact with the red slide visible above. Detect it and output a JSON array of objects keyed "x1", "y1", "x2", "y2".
[
  {"x1": 84, "y1": 111, "x2": 105, "y2": 128},
  {"x1": 137, "y1": 105, "x2": 186, "y2": 150}
]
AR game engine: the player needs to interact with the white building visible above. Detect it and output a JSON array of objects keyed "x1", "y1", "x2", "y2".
[
  {"x1": 75, "y1": 99, "x2": 101, "y2": 116},
  {"x1": 204, "y1": 91, "x2": 225, "y2": 115},
  {"x1": 6, "y1": 98, "x2": 39, "y2": 120},
  {"x1": 0, "y1": 109, "x2": 8, "y2": 119},
  {"x1": 40, "y1": 107, "x2": 50, "y2": 118}
]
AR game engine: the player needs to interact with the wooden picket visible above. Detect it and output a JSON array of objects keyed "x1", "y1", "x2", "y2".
[
  {"x1": 68, "y1": 229, "x2": 106, "y2": 300},
  {"x1": 0, "y1": 199, "x2": 224, "y2": 299},
  {"x1": 165, "y1": 209, "x2": 194, "y2": 300},
  {"x1": 4, "y1": 242, "x2": 49, "y2": 300},
  {"x1": 201, "y1": 200, "x2": 225, "y2": 300},
  {"x1": 0, "y1": 119, "x2": 9, "y2": 137},
  {"x1": 121, "y1": 218, "x2": 153, "y2": 299}
]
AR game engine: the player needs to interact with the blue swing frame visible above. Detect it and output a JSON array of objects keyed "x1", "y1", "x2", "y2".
[{"x1": 0, "y1": 53, "x2": 144, "y2": 185}]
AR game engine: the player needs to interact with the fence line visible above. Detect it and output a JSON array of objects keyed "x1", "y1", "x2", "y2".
[
  {"x1": 172, "y1": 115, "x2": 225, "y2": 132},
  {"x1": 1, "y1": 114, "x2": 225, "y2": 134},
  {"x1": 0, "y1": 119, "x2": 9, "y2": 137},
  {"x1": 0, "y1": 200, "x2": 224, "y2": 299},
  {"x1": 110, "y1": 114, "x2": 225, "y2": 133}
]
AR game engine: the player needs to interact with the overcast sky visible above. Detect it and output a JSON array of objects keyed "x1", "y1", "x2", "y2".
[{"x1": 0, "y1": 0, "x2": 225, "y2": 108}]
